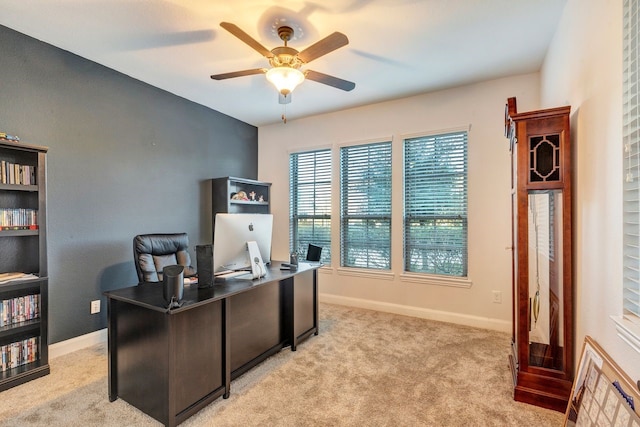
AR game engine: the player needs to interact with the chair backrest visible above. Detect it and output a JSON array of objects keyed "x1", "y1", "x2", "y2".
[{"x1": 133, "y1": 233, "x2": 196, "y2": 283}]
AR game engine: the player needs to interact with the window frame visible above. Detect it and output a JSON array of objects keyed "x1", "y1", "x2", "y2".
[
  {"x1": 289, "y1": 148, "x2": 332, "y2": 264},
  {"x1": 339, "y1": 139, "x2": 393, "y2": 271},
  {"x1": 614, "y1": 0, "x2": 640, "y2": 353},
  {"x1": 402, "y1": 130, "x2": 469, "y2": 279}
]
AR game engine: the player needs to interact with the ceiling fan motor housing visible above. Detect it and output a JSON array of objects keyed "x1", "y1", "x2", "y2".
[{"x1": 269, "y1": 46, "x2": 302, "y2": 68}]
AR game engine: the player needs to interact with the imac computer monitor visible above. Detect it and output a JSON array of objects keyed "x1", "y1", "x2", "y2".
[{"x1": 213, "y1": 213, "x2": 273, "y2": 273}]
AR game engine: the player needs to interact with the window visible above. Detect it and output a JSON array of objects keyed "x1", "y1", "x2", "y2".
[
  {"x1": 340, "y1": 141, "x2": 392, "y2": 269},
  {"x1": 623, "y1": 0, "x2": 640, "y2": 323},
  {"x1": 289, "y1": 149, "x2": 331, "y2": 264},
  {"x1": 615, "y1": 0, "x2": 640, "y2": 353},
  {"x1": 404, "y1": 131, "x2": 468, "y2": 277}
]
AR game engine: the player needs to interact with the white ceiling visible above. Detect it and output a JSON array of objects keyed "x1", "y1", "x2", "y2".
[{"x1": 0, "y1": 0, "x2": 567, "y2": 127}]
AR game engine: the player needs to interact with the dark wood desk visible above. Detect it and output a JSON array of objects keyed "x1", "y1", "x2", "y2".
[{"x1": 104, "y1": 261, "x2": 319, "y2": 427}]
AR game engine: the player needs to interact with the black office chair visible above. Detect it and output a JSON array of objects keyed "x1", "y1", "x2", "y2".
[
  {"x1": 133, "y1": 233, "x2": 196, "y2": 284},
  {"x1": 306, "y1": 244, "x2": 323, "y2": 262}
]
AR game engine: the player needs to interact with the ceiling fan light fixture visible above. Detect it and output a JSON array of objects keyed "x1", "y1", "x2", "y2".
[{"x1": 266, "y1": 66, "x2": 305, "y2": 96}]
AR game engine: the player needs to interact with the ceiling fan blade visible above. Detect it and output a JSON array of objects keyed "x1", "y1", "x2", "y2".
[
  {"x1": 298, "y1": 32, "x2": 349, "y2": 63},
  {"x1": 305, "y1": 70, "x2": 355, "y2": 91},
  {"x1": 220, "y1": 22, "x2": 273, "y2": 58},
  {"x1": 210, "y1": 68, "x2": 267, "y2": 80}
]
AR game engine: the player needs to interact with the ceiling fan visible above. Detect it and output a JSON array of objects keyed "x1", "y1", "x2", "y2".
[{"x1": 210, "y1": 22, "x2": 356, "y2": 105}]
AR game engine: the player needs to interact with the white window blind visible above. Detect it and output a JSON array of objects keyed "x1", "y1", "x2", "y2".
[
  {"x1": 623, "y1": 0, "x2": 640, "y2": 323},
  {"x1": 404, "y1": 132, "x2": 468, "y2": 277},
  {"x1": 340, "y1": 142, "x2": 392, "y2": 269},
  {"x1": 289, "y1": 149, "x2": 332, "y2": 263}
]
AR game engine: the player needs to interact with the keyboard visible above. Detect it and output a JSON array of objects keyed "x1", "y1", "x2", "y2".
[{"x1": 215, "y1": 270, "x2": 252, "y2": 281}]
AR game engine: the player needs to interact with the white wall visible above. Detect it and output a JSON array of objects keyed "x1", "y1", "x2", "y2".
[
  {"x1": 541, "y1": 0, "x2": 640, "y2": 379},
  {"x1": 258, "y1": 73, "x2": 539, "y2": 331}
]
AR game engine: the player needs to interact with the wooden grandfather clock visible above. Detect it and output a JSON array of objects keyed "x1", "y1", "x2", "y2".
[{"x1": 505, "y1": 97, "x2": 574, "y2": 412}]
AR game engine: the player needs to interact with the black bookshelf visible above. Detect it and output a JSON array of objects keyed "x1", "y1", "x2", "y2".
[{"x1": 0, "y1": 140, "x2": 49, "y2": 391}]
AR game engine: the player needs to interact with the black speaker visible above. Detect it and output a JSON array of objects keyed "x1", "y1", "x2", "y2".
[
  {"x1": 163, "y1": 265, "x2": 184, "y2": 309},
  {"x1": 196, "y1": 244, "x2": 214, "y2": 288}
]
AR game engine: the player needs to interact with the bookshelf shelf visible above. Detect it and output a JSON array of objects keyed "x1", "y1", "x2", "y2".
[
  {"x1": 0, "y1": 319, "x2": 41, "y2": 342},
  {"x1": 0, "y1": 183, "x2": 38, "y2": 192},
  {"x1": 0, "y1": 277, "x2": 44, "y2": 291},
  {"x1": 0, "y1": 140, "x2": 49, "y2": 391},
  {"x1": 0, "y1": 229, "x2": 39, "y2": 237},
  {"x1": 0, "y1": 360, "x2": 49, "y2": 390}
]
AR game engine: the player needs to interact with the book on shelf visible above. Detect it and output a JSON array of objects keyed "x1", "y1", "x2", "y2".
[
  {"x1": 0, "y1": 272, "x2": 39, "y2": 284},
  {"x1": 0, "y1": 293, "x2": 40, "y2": 327},
  {"x1": 0, "y1": 208, "x2": 38, "y2": 231},
  {"x1": 0, "y1": 337, "x2": 38, "y2": 372},
  {"x1": 0, "y1": 160, "x2": 35, "y2": 185}
]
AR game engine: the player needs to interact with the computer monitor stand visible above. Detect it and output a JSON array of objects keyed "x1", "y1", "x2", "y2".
[{"x1": 247, "y1": 240, "x2": 266, "y2": 279}]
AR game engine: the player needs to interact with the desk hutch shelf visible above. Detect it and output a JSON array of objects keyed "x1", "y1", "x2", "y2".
[{"x1": 211, "y1": 176, "x2": 271, "y2": 215}]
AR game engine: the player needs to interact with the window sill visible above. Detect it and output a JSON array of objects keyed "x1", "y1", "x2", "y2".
[
  {"x1": 336, "y1": 267, "x2": 395, "y2": 281},
  {"x1": 317, "y1": 265, "x2": 333, "y2": 274},
  {"x1": 400, "y1": 273, "x2": 472, "y2": 288},
  {"x1": 611, "y1": 315, "x2": 640, "y2": 354}
]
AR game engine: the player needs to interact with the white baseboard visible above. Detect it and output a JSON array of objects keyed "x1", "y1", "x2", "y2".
[
  {"x1": 319, "y1": 293, "x2": 511, "y2": 333},
  {"x1": 48, "y1": 297, "x2": 509, "y2": 359},
  {"x1": 49, "y1": 328, "x2": 108, "y2": 360}
]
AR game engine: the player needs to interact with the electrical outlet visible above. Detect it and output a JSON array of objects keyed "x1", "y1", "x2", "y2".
[
  {"x1": 492, "y1": 291, "x2": 502, "y2": 304},
  {"x1": 90, "y1": 300, "x2": 101, "y2": 314}
]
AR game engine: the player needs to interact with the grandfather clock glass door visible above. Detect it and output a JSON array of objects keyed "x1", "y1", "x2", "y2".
[
  {"x1": 528, "y1": 190, "x2": 563, "y2": 370},
  {"x1": 505, "y1": 97, "x2": 573, "y2": 412}
]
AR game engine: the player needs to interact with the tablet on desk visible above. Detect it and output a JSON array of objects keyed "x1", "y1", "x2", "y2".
[{"x1": 280, "y1": 262, "x2": 292, "y2": 270}]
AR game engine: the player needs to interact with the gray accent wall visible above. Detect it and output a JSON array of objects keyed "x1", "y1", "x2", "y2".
[{"x1": 0, "y1": 25, "x2": 258, "y2": 343}]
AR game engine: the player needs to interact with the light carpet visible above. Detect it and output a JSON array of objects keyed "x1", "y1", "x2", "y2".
[{"x1": 0, "y1": 303, "x2": 564, "y2": 426}]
